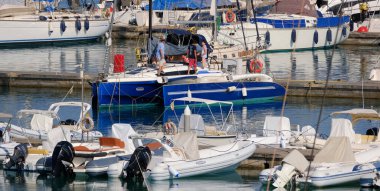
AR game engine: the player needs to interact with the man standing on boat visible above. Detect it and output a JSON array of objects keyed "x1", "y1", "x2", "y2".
[
  {"x1": 187, "y1": 40, "x2": 198, "y2": 74},
  {"x1": 156, "y1": 36, "x2": 166, "y2": 76}
]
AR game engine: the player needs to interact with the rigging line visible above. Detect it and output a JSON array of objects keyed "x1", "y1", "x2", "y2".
[
  {"x1": 235, "y1": 0, "x2": 248, "y2": 51},
  {"x1": 250, "y1": 0, "x2": 261, "y2": 50},
  {"x1": 304, "y1": 5, "x2": 346, "y2": 191}
]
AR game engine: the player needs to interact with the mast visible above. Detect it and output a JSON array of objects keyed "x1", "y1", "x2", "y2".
[
  {"x1": 210, "y1": 0, "x2": 217, "y2": 42},
  {"x1": 148, "y1": 0, "x2": 153, "y2": 64}
]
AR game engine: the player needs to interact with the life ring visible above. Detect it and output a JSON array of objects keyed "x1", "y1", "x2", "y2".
[
  {"x1": 248, "y1": 59, "x2": 263, "y2": 73},
  {"x1": 164, "y1": 121, "x2": 177, "y2": 135},
  {"x1": 80, "y1": 116, "x2": 94, "y2": 132},
  {"x1": 225, "y1": 10, "x2": 235, "y2": 23}
]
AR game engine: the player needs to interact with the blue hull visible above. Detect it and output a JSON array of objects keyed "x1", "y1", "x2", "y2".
[
  {"x1": 162, "y1": 81, "x2": 286, "y2": 106},
  {"x1": 92, "y1": 81, "x2": 163, "y2": 106}
]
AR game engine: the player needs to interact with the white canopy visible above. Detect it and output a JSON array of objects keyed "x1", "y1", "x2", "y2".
[
  {"x1": 111, "y1": 123, "x2": 138, "y2": 153},
  {"x1": 171, "y1": 97, "x2": 233, "y2": 105},
  {"x1": 31, "y1": 114, "x2": 53, "y2": 132},
  {"x1": 17, "y1": 109, "x2": 58, "y2": 119},
  {"x1": 369, "y1": 68, "x2": 380, "y2": 81},
  {"x1": 331, "y1": 109, "x2": 380, "y2": 124}
]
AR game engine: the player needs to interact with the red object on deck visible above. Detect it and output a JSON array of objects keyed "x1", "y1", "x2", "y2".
[
  {"x1": 113, "y1": 54, "x2": 125, "y2": 73},
  {"x1": 357, "y1": 26, "x2": 369, "y2": 33}
]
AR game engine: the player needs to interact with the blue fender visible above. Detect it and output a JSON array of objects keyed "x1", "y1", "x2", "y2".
[
  {"x1": 60, "y1": 20, "x2": 66, "y2": 32},
  {"x1": 265, "y1": 31, "x2": 270, "y2": 45},
  {"x1": 84, "y1": 18, "x2": 90, "y2": 31},
  {"x1": 75, "y1": 18, "x2": 81, "y2": 31},
  {"x1": 326, "y1": 28, "x2": 332, "y2": 42},
  {"x1": 291, "y1": 29, "x2": 296, "y2": 43},
  {"x1": 313, "y1": 30, "x2": 318, "y2": 44}
]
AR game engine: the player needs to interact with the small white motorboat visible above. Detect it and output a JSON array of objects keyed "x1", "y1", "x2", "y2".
[
  {"x1": 0, "y1": 102, "x2": 103, "y2": 143},
  {"x1": 168, "y1": 97, "x2": 239, "y2": 147},
  {"x1": 141, "y1": 132, "x2": 256, "y2": 180},
  {"x1": 260, "y1": 137, "x2": 380, "y2": 188}
]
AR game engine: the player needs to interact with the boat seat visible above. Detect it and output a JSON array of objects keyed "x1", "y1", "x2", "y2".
[
  {"x1": 172, "y1": 147, "x2": 187, "y2": 160},
  {"x1": 99, "y1": 137, "x2": 125, "y2": 149},
  {"x1": 204, "y1": 126, "x2": 227, "y2": 136},
  {"x1": 28, "y1": 148, "x2": 49, "y2": 155},
  {"x1": 146, "y1": 141, "x2": 162, "y2": 151}
]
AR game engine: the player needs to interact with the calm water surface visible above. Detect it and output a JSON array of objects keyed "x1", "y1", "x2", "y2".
[{"x1": 0, "y1": 40, "x2": 379, "y2": 190}]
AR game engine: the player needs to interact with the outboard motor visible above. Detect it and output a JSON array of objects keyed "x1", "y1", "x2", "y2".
[
  {"x1": 59, "y1": 119, "x2": 77, "y2": 125},
  {"x1": 51, "y1": 141, "x2": 75, "y2": 178},
  {"x1": 124, "y1": 146, "x2": 151, "y2": 180},
  {"x1": 4, "y1": 143, "x2": 28, "y2": 170}
]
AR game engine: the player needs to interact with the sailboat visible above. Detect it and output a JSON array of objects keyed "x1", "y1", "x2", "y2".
[
  {"x1": 0, "y1": 1, "x2": 109, "y2": 44},
  {"x1": 197, "y1": 0, "x2": 350, "y2": 52}
]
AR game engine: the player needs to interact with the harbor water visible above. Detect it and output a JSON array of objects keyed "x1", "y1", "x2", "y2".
[{"x1": 0, "y1": 39, "x2": 379, "y2": 190}]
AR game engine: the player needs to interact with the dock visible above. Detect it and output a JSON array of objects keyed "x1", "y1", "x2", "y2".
[
  {"x1": 1, "y1": 71, "x2": 379, "y2": 99},
  {"x1": 239, "y1": 146, "x2": 319, "y2": 170},
  {"x1": 340, "y1": 31, "x2": 380, "y2": 46}
]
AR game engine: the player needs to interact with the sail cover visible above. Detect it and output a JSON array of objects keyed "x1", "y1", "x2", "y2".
[{"x1": 270, "y1": 0, "x2": 318, "y2": 17}]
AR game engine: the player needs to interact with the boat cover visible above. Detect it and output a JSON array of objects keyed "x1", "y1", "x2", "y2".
[
  {"x1": 173, "y1": 132, "x2": 199, "y2": 160},
  {"x1": 31, "y1": 114, "x2": 53, "y2": 132},
  {"x1": 178, "y1": 114, "x2": 206, "y2": 136},
  {"x1": 262, "y1": 116, "x2": 291, "y2": 138},
  {"x1": 111, "y1": 123, "x2": 138, "y2": 153},
  {"x1": 42, "y1": 127, "x2": 71, "y2": 152},
  {"x1": 313, "y1": 137, "x2": 355, "y2": 164},
  {"x1": 329, "y1": 118, "x2": 355, "y2": 143},
  {"x1": 282, "y1": 150, "x2": 309, "y2": 172}
]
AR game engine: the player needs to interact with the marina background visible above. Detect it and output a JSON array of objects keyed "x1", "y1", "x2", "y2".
[{"x1": 0, "y1": 38, "x2": 379, "y2": 190}]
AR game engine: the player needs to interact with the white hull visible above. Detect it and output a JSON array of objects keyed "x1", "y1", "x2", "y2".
[
  {"x1": 0, "y1": 16, "x2": 109, "y2": 43},
  {"x1": 197, "y1": 135, "x2": 237, "y2": 148},
  {"x1": 198, "y1": 23, "x2": 350, "y2": 52},
  {"x1": 146, "y1": 140, "x2": 256, "y2": 180}
]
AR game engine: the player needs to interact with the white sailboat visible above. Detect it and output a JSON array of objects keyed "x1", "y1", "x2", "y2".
[
  {"x1": 198, "y1": 0, "x2": 350, "y2": 53},
  {"x1": 0, "y1": 2, "x2": 109, "y2": 44}
]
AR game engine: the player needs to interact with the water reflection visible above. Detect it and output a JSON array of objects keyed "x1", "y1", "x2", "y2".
[{"x1": 262, "y1": 46, "x2": 380, "y2": 81}]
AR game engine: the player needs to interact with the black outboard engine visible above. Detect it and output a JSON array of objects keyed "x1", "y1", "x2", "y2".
[
  {"x1": 59, "y1": 119, "x2": 77, "y2": 125},
  {"x1": 52, "y1": 141, "x2": 75, "y2": 178},
  {"x1": 4, "y1": 143, "x2": 28, "y2": 170},
  {"x1": 124, "y1": 146, "x2": 152, "y2": 180}
]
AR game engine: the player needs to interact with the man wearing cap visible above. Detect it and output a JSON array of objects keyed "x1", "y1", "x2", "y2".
[{"x1": 156, "y1": 36, "x2": 166, "y2": 76}]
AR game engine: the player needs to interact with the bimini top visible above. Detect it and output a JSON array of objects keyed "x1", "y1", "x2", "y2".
[
  {"x1": 16, "y1": 109, "x2": 58, "y2": 119},
  {"x1": 171, "y1": 97, "x2": 233, "y2": 105},
  {"x1": 331, "y1": 108, "x2": 380, "y2": 124}
]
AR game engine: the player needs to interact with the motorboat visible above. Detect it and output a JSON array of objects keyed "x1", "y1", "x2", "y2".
[
  {"x1": 289, "y1": 108, "x2": 380, "y2": 151},
  {"x1": 0, "y1": 113, "x2": 23, "y2": 160},
  {"x1": 260, "y1": 137, "x2": 380, "y2": 188},
  {"x1": 197, "y1": 0, "x2": 350, "y2": 53},
  {"x1": 0, "y1": 3, "x2": 109, "y2": 44},
  {"x1": 162, "y1": 73, "x2": 285, "y2": 106},
  {"x1": 143, "y1": 132, "x2": 256, "y2": 180},
  {"x1": 248, "y1": 115, "x2": 305, "y2": 148},
  {"x1": 35, "y1": 123, "x2": 140, "y2": 177},
  {"x1": 110, "y1": 131, "x2": 255, "y2": 180},
  {"x1": 166, "y1": 97, "x2": 239, "y2": 147},
  {"x1": 0, "y1": 102, "x2": 103, "y2": 143}
]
